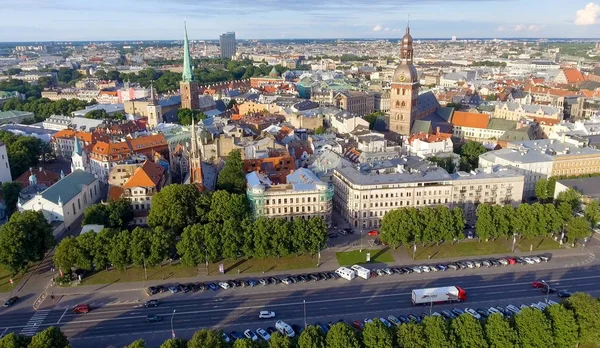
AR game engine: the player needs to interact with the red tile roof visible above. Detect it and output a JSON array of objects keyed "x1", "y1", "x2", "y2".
[{"x1": 452, "y1": 111, "x2": 489, "y2": 129}]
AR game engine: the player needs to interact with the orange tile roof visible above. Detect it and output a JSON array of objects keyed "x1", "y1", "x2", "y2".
[
  {"x1": 108, "y1": 186, "x2": 124, "y2": 201},
  {"x1": 533, "y1": 117, "x2": 560, "y2": 126},
  {"x1": 123, "y1": 160, "x2": 165, "y2": 188},
  {"x1": 562, "y1": 69, "x2": 585, "y2": 84},
  {"x1": 127, "y1": 134, "x2": 167, "y2": 151},
  {"x1": 581, "y1": 89, "x2": 600, "y2": 98},
  {"x1": 452, "y1": 111, "x2": 489, "y2": 129},
  {"x1": 231, "y1": 114, "x2": 243, "y2": 121},
  {"x1": 408, "y1": 132, "x2": 453, "y2": 144},
  {"x1": 91, "y1": 141, "x2": 131, "y2": 156},
  {"x1": 52, "y1": 129, "x2": 94, "y2": 143}
]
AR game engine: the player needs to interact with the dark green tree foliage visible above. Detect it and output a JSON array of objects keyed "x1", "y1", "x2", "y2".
[
  {"x1": 1, "y1": 182, "x2": 22, "y2": 217},
  {"x1": 362, "y1": 319, "x2": 394, "y2": 348},
  {"x1": 53, "y1": 236, "x2": 91, "y2": 272},
  {"x1": 108, "y1": 230, "x2": 131, "y2": 270},
  {"x1": 82, "y1": 199, "x2": 133, "y2": 229},
  {"x1": 514, "y1": 307, "x2": 554, "y2": 348},
  {"x1": 475, "y1": 204, "x2": 494, "y2": 241},
  {"x1": 2, "y1": 97, "x2": 94, "y2": 121},
  {"x1": 428, "y1": 156, "x2": 456, "y2": 173},
  {"x1": 28, "y1": 326, "x2": 70, "y2": 348},
  {"x1": 458, "y1": 140, "x2": 487, "y2": 171},
  {"x1": 584, "y1": 200, "x2": 600, "y2": 228},
  {"x1": 314, "y1": 126, "x2": 326, "y2": 135},
  {"x1": 159, "y1": 338, "x2": 188, "y2": 348},
  {"x1": 232, "y1": 339, "x2": 256, "y2": 348},
  {"x1": 397, "y1": 322, "x2": 426, "y2": 348},
  {"x1": 566, "y1": 216, "x2": 590, "y2": 245},
  {"x1": 298, "y1": 325, "x2": 326, "y2": 348},
  {"x1": 484, "y1": 313, "x2": 517, "y2": 348},
  {"x1": 555, "y1": 188, "x2": 581, "y2": 213},
  {"x1": 268, "y1": 332, "x2": 293, "y2": 348},
  {"x1": 422, "y1": 315, "x2": 453, "y2": 348},
  {"x1": 187, "y1": 329, "x2": 226, "y2": 348},
  {"x1": 0, "y1": 211, "x2": 54, "y2": 274},
  {"x1": 57, "y1": 67, "x2": 82, "y2": 85},
  {"x1": 535, "y1": 178, "x2": 550, "y2": 202},
  {"x1": 0, "y1": 332, "x2": 31, "y2": 347},
  {"x1": 450, "y1": 314, "x2": 488, "y2": 348},
  {"x1": 325, "y1": 322, "x2": 361, "y2": 348},
  {"x1": 147, "y1": 184, "x2": 202, "y2": 234},
  {"x1": 130, "y1": 227, "x2": 153, "y2": 267},
  {"x1": 216, "y1": 150, "x2": 246, "y2": 194},
  {"x1": 207, "y1": 191, "x2": 248, "y2": 223},
  {"x1": 177, "y1": 108, "x2": 206, "y2": 126},
  {"x1": 0, "y1": 130, "x2": 47, "y2": 178},
  {"x1": 364, "y1": 111, "x2": 384, "y2": 130},
  {"x1": 124, "y1": 339, "x2": 146, "y2": 348},
  {"x1": 84, "y1": 109, "x2": 108, "y2": 119},
  {"x1": 545, "y1": 304, "x2": 578, "y2": 348},
  {"x1": 0, "y1": 79, "x2": 42, "y2": 98},
  {"x1": 565, "y1": 292, "x2": 600, "y2": 344}
]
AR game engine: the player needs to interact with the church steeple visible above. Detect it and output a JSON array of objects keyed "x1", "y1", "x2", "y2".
[
  {"x1": 400, "y1": 24, "x2": 414, "y2": 64},
  {"x1": 189, "y1": 117, "x2": 204, "y2": 188},
  {"x1": 182, "y1": 22, "x2": 194, "y2": 83}
]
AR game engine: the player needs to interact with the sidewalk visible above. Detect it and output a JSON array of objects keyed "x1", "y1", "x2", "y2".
[{"x1": 48, "y1": 240, "x2": 595, "y2": 297}]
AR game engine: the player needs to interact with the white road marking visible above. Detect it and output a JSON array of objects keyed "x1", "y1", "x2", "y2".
[
  {"x1": 19, "y1": 310, "x2": 50, "y2": 336},
  {"x1": 57, "y1": 308, "x2": 69, "y2": 324}
]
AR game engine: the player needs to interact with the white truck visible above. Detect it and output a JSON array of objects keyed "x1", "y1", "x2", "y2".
[
  {"x1": 335, "y1": 267, "x2": 356, "y2": 281},
  {"x1": 351, "y1": 264, "x2": 370, "y2": 279},
  {"x1": 411, "y1": 286, "x2": 467, "y2": 305}
]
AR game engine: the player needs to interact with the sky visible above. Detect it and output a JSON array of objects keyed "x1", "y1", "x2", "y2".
[{"x1": 1, "y1": 0, "x2": 600, "y2": 41}]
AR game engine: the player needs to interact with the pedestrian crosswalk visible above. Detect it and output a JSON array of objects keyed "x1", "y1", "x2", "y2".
[{"x1": 19, "y1": 309, "x2": 50, "y2": 337}]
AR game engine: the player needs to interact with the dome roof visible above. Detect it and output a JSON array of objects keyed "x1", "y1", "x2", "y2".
[
  {"x1": 393, "y1": 64, "x2": 418, "y2": 83},
  {"x1": 402, "y1": 27, "x2": 413, "y2": 45}
]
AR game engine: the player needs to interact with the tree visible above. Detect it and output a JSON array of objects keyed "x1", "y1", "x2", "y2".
[
  {"x1": 216, "y1": 150, "x2": 246, "y2": 194},
  {"x1": 484, "y1": 313, "x2": 517, "y2": 348},
  {"x1": 362, "y1": 319, "x2": 394, "y2": 348},
  {"x1": 159, "y1": 338, "x2": 188, "y2": 348},
  {"x1": 485, "y1": 94, "x2": 497, "y2": 101},
  {"x1": 364, "y1": 111, "x2": 384, "y2": 130},
  {"x1": 446, "y1": 102, "x2": 462, "y2": 111},
  {"x1": 0, "y1": 332, "x2": 31, "y2": 347},
  {"x1": 28, "y1": 326, "x2": 70, "y2": 348},
  {"x1": 475, "y1": 204, "x2": 494, "y2": 241},
  {"x1": 269, "y1": 332, "x2": 293, "y2": 348},
  {"x1": 555, "y1": 188, "x2": 581, "y2": 213},
  {"x1": 177, "y1": 224, "x2": 206, "y2": 267},
  {"x1": 147, "y1": 227, "x2": 175, "y2": 267},
  {"x1": 1, "y1": 182, "x2": 22, "y2": 217},
  {"x1": 397, "y1": 322, "x2": 426, "y2": 348},
  {"x1": 306, "y1": 217, "x2": 328, "y2": 255},
  {"x1": 535, "y1": 178, "x2": 550, "y2": 202},
  {"x1": 458, "y1": 141, "x2": 487, "y2": 172},
  {"x1": 423, "y1": 315, "x2": 453, "y2": 348},
  {"x1": 0, "y1": 211, "x2": 54, "y2": 275},
  {"x1": 53, "y1": 236, "x2": 91, "y2": 272},
  {"x1": 450, "y1": 314, "x2": 488, "y2": 348},
  {"x1": 84, "y1": 109, "x2": 108, "y2": 119},
  {"x1": 428, "y1": 156, "x2": 456, "y2": 173},
  {"x1": 105, "y1": 199, "x2": 134, "y2": 228},
  {"x1": 566, "y1": 216, "x2": 590, "y2": 246},
  {"x1": 232, "y1": 339, "x2": 256, "y2": 348},
  {"x1": 93, "y1": 228, "x2": 115, "y2": 270},
  {"x1": 207, "y1": 191, "x2": 249, "y2": 223},
  {"x1": 452, "y1": 207, "x2": 466, "y2": 239},
  {"x1": 177, "y1": 108, "x2": 206, "y2": 126},
  {"x1": 584, "y1": 200, "x2": 600, "y2": 228},
  {"x1": 148, "y1": 184, "x2": 201, "y2": 233},
  {"x1": 227, "y1": 99, "x2": 237, "y2": 109},
  {"x1": 513, "y1": 307, "x2": 554, "y2": 348},
  {"x1": 82, "y1": 204, "x2": 108, "y2": 226},
  {"x1": 125, "y1": 339, "x2": 146, "y2": 348},
  {"x1": 188, "y1": 329, "x2": 226, "y2": 348},
  {"x1": 108, "y1": 231, "x2": 131, "y2": 270},
  {"x1": 545, "y1": 304, "x2": 578, "y2": 348},
  {"x1": 325, "y1": 322, "x2": 361, "y2": 348},
  {"x1": 565, "y1": 292, "x2": 600, "y2": 344},
  {"x1": 0, "y1": 131, "x2": 46, "y2": 178},
  {"x1": 130, "y1": 227, "x2": 153, "y2": 267},
  {"x1": 314, "y1": 126, "x2": 326, "y2": 135},
  {"x1": 298, "y1": 325, "x2": 326, "y2": 348}
]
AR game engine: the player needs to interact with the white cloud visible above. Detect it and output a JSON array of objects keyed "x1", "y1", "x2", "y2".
[
  {"x1": 513, "y1": 24, "x2": 526, "y2": 32},
  {"x1": 496, "y1": 26, "x2": 505, "y2": 32},
  {"x1": 384, "y1": 27, "x2": 391, "y2": 31},
  {"x1": 511, "y1": 24, "x2": 543, "y2": 32},
  {"x1": 575, "y1": 2, "x2": 600, "y2": 25},
  {"x1": 527, "y1": 24, "x2": 542, "y2": 32},
  {"x1": 372, "y1": 25, "x2": 382, "y2": 32}
]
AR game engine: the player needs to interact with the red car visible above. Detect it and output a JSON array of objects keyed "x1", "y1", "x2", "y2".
[
  {"x1": 367, "y1": 230, "x2": 379, "y2": 236},
  {"x1": 507, "y1": 258, "x2": 516, "y2": 265},
  {"x1": 352, "y1": 320, "x2": 364, "y2": 331},
  {"x1": 531, "y1": 281, "x2": 546, "y2": 288}
]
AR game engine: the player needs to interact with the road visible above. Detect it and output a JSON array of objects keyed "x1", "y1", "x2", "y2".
[{"x1": 2, "y1": 262, "x2": 600, "y2": 347}]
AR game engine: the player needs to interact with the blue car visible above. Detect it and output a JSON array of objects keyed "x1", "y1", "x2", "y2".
[
  {"x1": 248, "y1": 279, "x2": 257, "y2": 287},
  {"x1": 315, "y1": 322, "x2": 329, "y2": 334},
  {"x1": 208, "y1": 283, "x2": 218, "y2": 291},
  {"x1": 437, "y1": 264, "x2": 447, "y2": 271},
  {"x1": 398, "y1": 315, "x2": 410, "y2": 324},
  {"x1": 230, "y1": 331, "x2": 244, "y2": 341}
]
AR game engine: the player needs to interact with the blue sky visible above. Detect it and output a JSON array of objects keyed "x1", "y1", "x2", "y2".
[{"x1": 1, "y1": 0, "x2": 599, "y2": 41}]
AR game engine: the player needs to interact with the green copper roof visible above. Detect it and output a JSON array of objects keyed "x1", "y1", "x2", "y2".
[{"x1": 182, "y1": 22, "x2": 194, "y2": 82}]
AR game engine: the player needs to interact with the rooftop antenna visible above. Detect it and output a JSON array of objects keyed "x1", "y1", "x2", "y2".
[{"x1": 407, "y1": 14, "x2": 411, "y2": 28}]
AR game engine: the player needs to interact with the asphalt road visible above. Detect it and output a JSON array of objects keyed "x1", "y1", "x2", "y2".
[{"x1": 2, "y1": 263, "x2": 600, "y2": 347}]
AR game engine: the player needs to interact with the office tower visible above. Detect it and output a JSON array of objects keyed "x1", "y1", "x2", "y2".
[{"x1": 219, "y1": 32, "x2": 236, "y2": 58}]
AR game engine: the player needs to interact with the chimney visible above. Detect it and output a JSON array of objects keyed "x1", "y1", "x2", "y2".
[{"x1": 436, "y1": 126, "x2": 441, "y2": 134}]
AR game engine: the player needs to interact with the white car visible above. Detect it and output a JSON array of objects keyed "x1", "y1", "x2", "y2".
[
  {"x1": 422, "y1": 266, "x2": 431, "y2": 273},
  {"x1": 281, "y1": 278, "x2": 291, "y2": 285},
  {"x1": 219, "y1": 282, "x2": 230, "y2": 290},
  {"x1": 488, "y1": 307, "x2": 503, "y2": 317},
  {"x1": 473, "y1": 261, "x2": 482, "y2": 268},
  {"x1": 275, "y1": 320, "x2": 295, "y2": 338},
  {"x1": 429, "y1": 265, "x2": 438, "y2": 272},
  {"x1": 465, "y1": 261, "x2": 475, "y2": 268},
  {"x1": 530, "y1": 303, "x2": 543, "y2": 311},
  {"x1": 465, "y1": 308, "x2": 481, "y2": 320},
  {"x1": 244, "y1": 329, "x2": 258, "y2": 341},
  {"x1": 259, "y1": 311, "x2": 276, "y2": 319},
  {"x1": 384, "y1": 268, "x2": 393, "y2": 275},
  {"x1": 536, "y1": 302, "x2": 549, "y2": 310},
  {"x1": 364, "y1": 318, "x2": 373, "y2": 324},
  {"x1": 256, "y1": 328, "x2": 271, "y2": 341},
  {"x1": 520, "y1": 304, "x2": 529, "y2": 310},
  {"x1": 506, "y1": 305, "x2": 521, "y2": 315},
  {"x1": 524, "y1": 257, "x2": 535, "y2": 265},
  {"x1": 412, "y1": 267, "x2": 423, "y2": 274},
  {"x1": 548, "y1": 300, "x2": 559, "y2": 306},
  {"x1": 531, "y1": 256, "x2": 542, "y2": 263},
  {"x1": 498, "y1": 259, "x2": 509, "y2": 266}
]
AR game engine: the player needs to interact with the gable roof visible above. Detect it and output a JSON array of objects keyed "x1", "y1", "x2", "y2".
[
  {"x1": 411, "y1": 120, "x2": 431, "y2": 135},
  {"x1": 487, "y1": 118, "x2": 516, "y2": 131},
  {"x1": 122, "y1": 160, "x2": 165, "y2": 188},
  {"x1": 452, "y1": 111, "x2": 489, "y2": 129},
  {"x1": 562, "y1": 69, "x2": 585, "y2": 83},
  {"x1": 41, "y1": 170, "x2": 96, "y2": 205}
]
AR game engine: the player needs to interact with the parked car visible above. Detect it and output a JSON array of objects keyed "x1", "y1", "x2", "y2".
[
  {"x1": 146, "y1": 286, "x2": 158, "y2": 296},
  {"x1": 388, "y1": 316, "x2": 401, "y2": 326},
  {"x1": 259, "y1": 278, "x2": 268, "y2": 286},
  {"x1": 398, "y1": 315, "x2": 411, "y2": 324},
  {"x1": 440, "y1": 310, "x2": 455, "y2": 320},
  {"x1": 488, "y1": 307, "x2": 503, "y2": 317},
  {"x1": 506, "y1": 305, "x2": 521, "y2": 315},
  {"x1": 3, "y1": 296, "x2": 19, "y2": 308},
  {"x1": 168, "y1": 285, "x2": 179, "y2": 293},
  {"x1": 316, "y1": 322, "x2": 329, "y2": 334},
  {"x1": 451, "y1": 308, "x2": 465, "y2": 316},
  {"x1": 352, "y1": 320, "x2": 364, "y2": 331},
  {"x1": 256, "y1": 328, "x2": 271, "y2": 341},
  {"x1": 539, "y1": 254, "x2": 550, "y2": 262},
  {"x1": 475, "y1": 308, "x2": 490, "y2": 318},
  {"x1": 407, "y1": 314, "x2": 421, "y2": 323},
  {"x1": 244, "y1": 330, "x2": 258, "y2": 342},
  {"x1": 208, "y1": 283, "x2": 218, "y2": 291},
  {"x1": 222, "y1": 333, "x2": 232, "y2": 343},
  {"x1": 367, "y1": 230, "x2": 379, "y2": 236},
  {"x1": 146, "y1": 315, "x2": 161, "y2": 323},
  {"x1": 465, "y1": 308, "x2": 481, "y2": 320},
  {"x1": 230, "y1": 331, "x2": 244, "y2": 341},
  {"x1": 379, "y1": 318, "x2": 392, "y2": 328},
  {"x1": 558, "y1": 290, "x2": 572, "y2": 298},
  {"x1": 219, "y1": 282, "x2": 231, "y2": 290},
  {"x1": 481, "y1": 260, "x2": 491, "y2": 267},
  {"x1": 259, "y1": 311, "x2": 276, "y2": 319}
]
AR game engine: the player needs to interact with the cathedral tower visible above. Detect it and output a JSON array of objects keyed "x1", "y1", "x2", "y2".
[
  {"x1": 180, "y1": 22, "x2": 200, "y2": 110},
  {"x1": 147, "y1": 82, "x2": 162, "y2": 128},
  {"x1": 389, "y1": 25, "x2": 420, "y2": 138},
  {"x1": 189, "y1": 118, "x2": 204, "y2": 188}
]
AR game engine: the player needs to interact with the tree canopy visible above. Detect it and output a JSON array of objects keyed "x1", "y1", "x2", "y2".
[
  {"x1": 458, "y1": 141, "x2": 487, "y2": 172},
  {"x1": 177, "y1": 108, "x2": 206, "y2": 126},
  {"x1": 216, "y1": 150, "x2": 246, "y2": 194}
]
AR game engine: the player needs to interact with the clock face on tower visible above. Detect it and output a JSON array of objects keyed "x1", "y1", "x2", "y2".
[{"x1": 399, "y1": 74, "x2": 406, "y2": 82}]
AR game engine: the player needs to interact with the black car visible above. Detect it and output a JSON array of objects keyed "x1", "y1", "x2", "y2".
[
  {"x1": 146, "y1": 315, "x2": 161, "y2": 323},
  {"x1": 542, "y1": 286, "x2": 557, "y2": 294},
  {"x1": 515, "y1": 257, "x2": 526, "y2": 265},
  {"x1": 3, "y1": 296, "x2": 18, "y2": 307},
  {"x1": 328, "y1": 233, "x2": 338, "y2": 238},
  {"x1": 259, "y1": 278, "x2": 268, "y2": 286},
  {"x1": 189, "y1": 283, "x2": 199, "y2": 292},
  {"x1": 228, "y1": 281, "x2": 236, "y2": 288},
  {"x1": 291, "y1": 324, "x2": 304, "y2": 335},
  {"x1": 197, "y1": 283, "x2": 206, "y2": 291},
  {"x1": 146, "y1": 286, "x2": 158, "y2": 296},
  {"x1": 269, "y1": 277, "x2": 280, "y2": 284},
  {"x1": 298, "y1": 275, "x2": 308, "y2": 282},
  {"x1": 407, "y1": 314, "x2": 421, "y2": 323},
  {"x1": 490, "y1": 259, "x2": 501, "y2": 266},
  {"x1": 178, "y1": 284, "x2": 190, "y2": 293},
  {"x1": 309, "y1": 274, "x2": 319, "y2": 281},
  {"x1": 475, "y1": 308, "x2": 490, "y2": 318},
  {"x1": 144, "y1": 300, "x2": 159, "y2": 307},
  {"x1": 320, "y1": 272, "x2": 330, "y2": 280},
  {"x1": 402, "y1": 267, "x2": 413, "y2": 274},
  {"x1": 157, "y1": 285, "x2": 166, "y2": 293},
  {"x1": 558, "y1": 290, "x2": 572, "y2": 298},
  {"x1": 329, "y1": 272, "x2": 340, "y2": 279}
]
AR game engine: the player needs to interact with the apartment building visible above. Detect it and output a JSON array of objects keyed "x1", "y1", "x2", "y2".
[
  {"x1": 332, "y1": 159, "x2": 524, "y2": 229},
  {"x1": 493, "y1": 102, "x2": 562, "y2": 121},
  {"x1": 334, "y1": 91, "x2": 375, "y2": 116},
  {"x1": 246, "y1": 168, "x2": 333, "y2": 224}
]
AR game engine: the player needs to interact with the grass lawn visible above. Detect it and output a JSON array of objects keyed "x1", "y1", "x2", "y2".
[
  {"x1": 0, "y1": 266, "x2": 22, "y2": 293},
  {"x1": 336, "y1": 248, "x2": 394, "y2": 266},
  {"x1": 80, "y1": 255, "x2": 319, "y2": 285},
  {"x1": 408, "y1": 240, "x2": 512, "y2": 260},
  {"x1": 516, "y1": 236, "x2": 562, "y2": 252}
]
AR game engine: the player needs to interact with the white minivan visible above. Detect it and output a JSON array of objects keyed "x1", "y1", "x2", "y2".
[{"x1": 275, "y1": 320, "x2": 295, "y2": 338}]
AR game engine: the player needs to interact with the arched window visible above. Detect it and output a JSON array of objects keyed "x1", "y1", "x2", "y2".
[
  {"x1": 402, "y1": 89, "x2": 406, "y2": 96},
  {"x1": 395, "y1": 101, "x2": 400, "y2": 107},
  {"x1": 401, "y1": 101, "x2": 406, "y2": 107}
]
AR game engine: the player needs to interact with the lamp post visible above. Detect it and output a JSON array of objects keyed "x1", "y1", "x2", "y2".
[
  {"x1": 541, "y1": 280, "x2": 549, "y2": 304},
  {"x1": 360, "y1": 229, "x2": 363, "y2": 252},
  {"x1": 303, "y1": 300, "x2": 307, "y2": 329},
  {"x1": 171, "y1": 310, "x2": 176, "y2": 339},
  {"x1": 142, "y1": 253, "x2": 147, "y2": 280}
]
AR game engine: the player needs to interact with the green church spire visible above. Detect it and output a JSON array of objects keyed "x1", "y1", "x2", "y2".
[{"x1": 182, "y1": 22, "x2": 194, "y2": 82}]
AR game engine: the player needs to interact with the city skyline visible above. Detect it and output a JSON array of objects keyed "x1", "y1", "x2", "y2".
[{"x1": 1, "y1": 0, "x2": 600, "y2": 41}]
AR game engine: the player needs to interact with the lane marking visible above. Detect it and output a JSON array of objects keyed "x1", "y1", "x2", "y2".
[{"x1": 57, "y1": 308, "x2": 68, "y2": 325}]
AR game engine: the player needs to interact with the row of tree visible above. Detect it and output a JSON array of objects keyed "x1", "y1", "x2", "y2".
[
  {"x1": 380, "y1": 206, "x2": 466, "y2": 247},
  {"x1": 0, "y1": 211, "x2": 54, "y2": 275},
  {"x1": 0, "y1": 78, "x2": 42, "y2": 98},
  {"x1": 0, "y1": 130, "x2": 51, "y2": 178},
  {"x1": 122, "y1": 292, "x2": 600, "y2": 348},
  {"x1": 0, "y1": 326, "x2": 70, "y2": 348},
  {"x1": 53, "y1": 226, "x2": 175, "y2": 273},
  {"x1": 2, "y1": 96, "x2": 95, "y2": 122},
  {"x1": 81, "y1": 198, "x2": 134, "y2": 229}
]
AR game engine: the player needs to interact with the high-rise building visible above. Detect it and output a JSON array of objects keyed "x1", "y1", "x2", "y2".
[
  {"x1": 219, "y1": 32, "x2": 237, "y2": 58},
  {"x1": 389, "y1": 24, "x2": 419, "y2": 138},
  {"x1": 180, "y1": 22, "x2": 200, "y2": 110}
]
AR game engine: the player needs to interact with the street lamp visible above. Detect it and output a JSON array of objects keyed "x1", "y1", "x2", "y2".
[
  {"x1": 303, "y1": 300, "x2": 307, "y2": 329},
  {"x1": 541, "y1": 280, "x2": 549, "y2": 304},
  {"x1": 142, "y1": 253, "x2": 147, "y2": 280},
  {"x1": 360, "y1": 229, "x2": 363, "y2": 252},
  {"x1": 171, "y1": 310, "x2": 176, "y2": 339}
]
